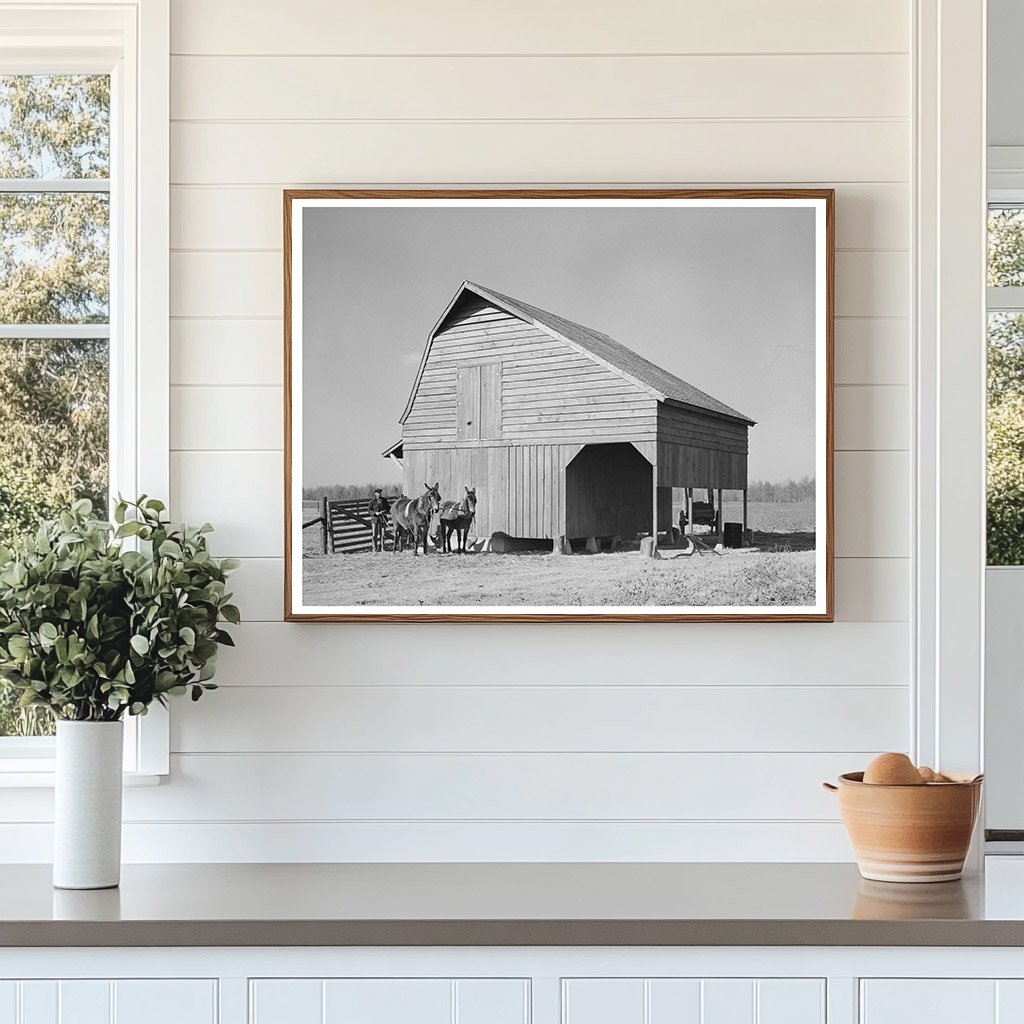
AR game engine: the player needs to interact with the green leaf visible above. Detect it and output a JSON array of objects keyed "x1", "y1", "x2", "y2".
[
  {"x1": 39, "y1": 622, "x2": 58, "y2": 641},
  {"x1": 220, "y1": 604, "x2": 241, "y2": 625},
  {"x1": 130, "y1": 634, "x2": 150, "y2": 656},
  {"x1": 158, "y1": 539, "x2": 183, "y2": 559}
]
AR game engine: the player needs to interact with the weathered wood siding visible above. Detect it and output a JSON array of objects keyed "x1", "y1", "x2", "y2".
[
  {"x1": 403, "y1": 442, "x2": 588, "y2": 538},
  {"x1": 656, "y1": 402, "x2": 749, "y2": 490},
  {"x1": 403, "y1": 296, "x2": 657, "y2": 447},
  {"x1": 566, "y1": 443, "x2": 653, "y2": 539}
]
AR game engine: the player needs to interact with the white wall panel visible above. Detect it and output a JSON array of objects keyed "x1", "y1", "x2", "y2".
[
  {"x1": 171, "y1": 252, "x2": 280, "y2": 317},
  {"x1": 226, "y1": 558, "x2": 285, "y2": 621},
  {"x1": 170, "y1": 121, "x2": 908, "y2": 186},
  {"x1": 834, "y1": 386, "x2": 910, "y2": 451},
  {"x1": 171, "y1": 451, "x2": 282, "y2": 557},
  {"x1": 834, "y1": 452, "x2": 910, "y2": 558},
  {"x1": 0, "y1": 818, "x2": 855, "y2": 862},
  {"x1": 171, "y1": 684, "x2": 908, "y2": 754},
  {"x1": 170, "y1": 0, "x2": 909, "y2": 56},
  {"x1": 833, "y1": 558, "x2": 909, "y2": 622},
  {"x1": 171, "y1": 386, "x2": 282, "y2": 451},
  {"x1": 835, "y1": 251, "x2": 909, "y2": 318},
  {"x1": 213, "y1": 622, "x2": 910, "y2": 687},
  {"x1": 172, "y1": 55, "x2": 908, "y2": 122},
  {"x1": 834, "y1": 319, "x2": 909, "y2": 386},
  {"x1": 171, "y1": 320, "x2": 283, "y2": 385},
  {"x1": 170, "y1": 183, "x2": 909, "y2": 252},
  {"x1": 123, "y1": 751, "x2": 854, "y2": 821}
]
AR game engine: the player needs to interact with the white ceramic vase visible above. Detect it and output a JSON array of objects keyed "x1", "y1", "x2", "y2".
[{"x1": 53, "y1": 720, "x2": 124, "y2": 890}]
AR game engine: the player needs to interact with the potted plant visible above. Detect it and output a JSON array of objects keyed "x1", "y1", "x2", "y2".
[{"x1": 0, "y1": 497, "x2": 239, "y2": 889}]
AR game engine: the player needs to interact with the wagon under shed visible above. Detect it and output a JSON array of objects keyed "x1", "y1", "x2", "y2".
[{"x1": 387, "y1": 281, "x2": 755, "y2": 548}]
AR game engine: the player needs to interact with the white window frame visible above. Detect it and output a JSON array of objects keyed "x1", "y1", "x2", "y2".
[
  {"x1": 982, "y1": 167, "x2": 1024, "y2": 839},
  {"x1": 914, "y1": 0, "x2": 987, "y2": 847},
  {"x1": 0, "y1": 0, "x2": 169, "y2": 784}
]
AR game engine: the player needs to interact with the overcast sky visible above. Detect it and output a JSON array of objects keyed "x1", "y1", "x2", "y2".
[{"x1": 301, "y1": 203, "x2": 816, "y2": 487}]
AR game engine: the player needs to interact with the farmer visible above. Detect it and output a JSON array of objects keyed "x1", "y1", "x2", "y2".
[{"x1": 369, "y1": 487, "x2": 391, "y2": 552}]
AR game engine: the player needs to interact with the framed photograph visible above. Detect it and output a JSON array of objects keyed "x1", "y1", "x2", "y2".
[{"x1": 284, "y1": 189, "x2": 833, "y2": 622}]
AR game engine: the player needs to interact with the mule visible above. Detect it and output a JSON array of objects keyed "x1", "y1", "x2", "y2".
[
  {"x1": 390, "y1": 482, "x2": 441, "y2": 555},
  {"x1": 437, "y1": 487, "x2": 477, "y2": 554}
]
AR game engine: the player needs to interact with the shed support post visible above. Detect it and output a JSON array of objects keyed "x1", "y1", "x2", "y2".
[
  {"x1": 742, "y1": 489, "x2": 748, "y2": 547},
  {"x1": 716, "y1": 488, "x2": 723, "y2": 536},
  {"x1": 320, "y1": 496, "x2": 329, "y2": 554},
  {"x1": 686, "y1": 488, "x2": 693, "y2": 536},
  {"x1": 651, "y1": 457, "x2": 658, "y2": 550}
]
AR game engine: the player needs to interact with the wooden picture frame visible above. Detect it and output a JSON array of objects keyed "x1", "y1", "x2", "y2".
[{"x1": 284, "y1": 189, "x2": 834, "y2": 622}]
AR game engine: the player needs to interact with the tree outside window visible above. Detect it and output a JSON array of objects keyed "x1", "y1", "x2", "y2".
[{"x1": 0, "y1": 75, "x2": 110, "y2": 736}]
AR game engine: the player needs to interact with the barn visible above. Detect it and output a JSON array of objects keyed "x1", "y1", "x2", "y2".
[{"x1": 384, "y1": 281, "x2": 755, "y2": 548}]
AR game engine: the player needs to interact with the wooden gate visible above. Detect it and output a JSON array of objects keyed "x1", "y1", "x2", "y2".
[{"x1": 303, "y1": 498, "x2": 396, "y2": 554}]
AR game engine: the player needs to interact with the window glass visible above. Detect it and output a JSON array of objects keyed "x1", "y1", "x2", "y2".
[
  {"x1": 0, "y1": 75, "x2": 109, "y2": 179},
  {"x1": 0, "y1": 75, "x2": 109, "y2": 739},
  {"x1": 987, "y1": 312, "x2": 1024, "y2": 565},
  {"x1": 0, "y1": 193, "x2": 109, "y2": 322},
  {"x1": 989, "y1": 206, "x2": 1024, "y2": 288}
]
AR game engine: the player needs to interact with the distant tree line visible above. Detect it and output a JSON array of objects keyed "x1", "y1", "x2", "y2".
[
  {"x1": 303, "y1": 482, "x2": 403, "y2": 502},
  {"x1": 746, "y1": 477, "x2": 815, "y2": 503}
]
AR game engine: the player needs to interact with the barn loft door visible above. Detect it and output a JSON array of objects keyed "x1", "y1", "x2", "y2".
[{"x1": 457, "y1": 363, "x2": 501, "y2": 439}]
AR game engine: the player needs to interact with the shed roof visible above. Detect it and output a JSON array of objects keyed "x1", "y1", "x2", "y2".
[{"x1": 400, "y1": 281, "x2": 755, "y2": 426}]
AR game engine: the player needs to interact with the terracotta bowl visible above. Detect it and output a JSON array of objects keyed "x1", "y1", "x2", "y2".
[{"x1": 823, "y1": 772, "x2": 983, "y2": 883}]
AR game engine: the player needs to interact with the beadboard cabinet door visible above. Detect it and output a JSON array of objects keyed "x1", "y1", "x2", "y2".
[
  {"x1": 249, "y1": 978, "x2": 529, "y2": 1024},
  {"x1": 860, "y1": 980, "x2": 1024, "y2": 1023},
  {"x1": 562, "y1": 978, "x2": 825, "y2": 1024},
  {"x1": 0, "y1": 980, "x2": 217, "y2": 1024}
]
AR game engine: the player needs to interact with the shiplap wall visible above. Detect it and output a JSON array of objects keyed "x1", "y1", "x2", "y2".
[{"x1": 5, "y1": 1, "x2": 915, "y2": 861}]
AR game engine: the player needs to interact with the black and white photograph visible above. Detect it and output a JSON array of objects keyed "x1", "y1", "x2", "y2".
[{"x1": 285, "y1": 191, "x2": 833, "y2": 621}]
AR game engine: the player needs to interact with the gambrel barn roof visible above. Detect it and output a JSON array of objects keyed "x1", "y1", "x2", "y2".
[{"x1": 400, "y1": 281, "x2": 755, "y2": 427}]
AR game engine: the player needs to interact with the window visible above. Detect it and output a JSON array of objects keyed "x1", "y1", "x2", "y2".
[
  {"x1": 987, "y1": 206, "x2": 1024, "y2": 565},
  {"x1": 0, "y1": 3, "x2": 169, "y2": 778},
  {"x1": 0, "y1": 74, "x2": 111, "y2": 738}
]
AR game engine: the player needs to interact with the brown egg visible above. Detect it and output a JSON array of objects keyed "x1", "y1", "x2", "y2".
[{"x1": 863, "y1": 752, "x2": 925, "y2": 786}]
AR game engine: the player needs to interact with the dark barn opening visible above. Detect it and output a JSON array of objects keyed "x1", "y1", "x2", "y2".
[{"x1": 566, "y1": 443, "x2": 652, "y2": 541}]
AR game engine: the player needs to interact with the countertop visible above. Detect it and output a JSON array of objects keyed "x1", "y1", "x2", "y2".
[{"x1": 7, "y1": 861, "x2": 1024, "y2": 947}]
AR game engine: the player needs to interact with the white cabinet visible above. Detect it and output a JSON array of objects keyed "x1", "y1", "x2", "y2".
[
  {"x1": 0, "y1": 980, "x2": 216, "y2": 1024},
  {"x1": 249, "y1": 978, "x2": 529, "y2": 1024},
  {"x1": 861, "y1": 979, "x2": 1024, "y2": 1024},
  {"x1": 562, "y1": 978, "x2": 825, "y2": 1024}
]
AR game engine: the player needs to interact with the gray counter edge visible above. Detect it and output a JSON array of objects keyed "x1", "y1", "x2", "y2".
[{"x1": 4, "y1": 919, "x2": 1024, "y2": 948}]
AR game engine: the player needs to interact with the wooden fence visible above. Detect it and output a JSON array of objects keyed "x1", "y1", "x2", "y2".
[{"x1": 302, "y1": 497, "x2": 395, "y2": 554}]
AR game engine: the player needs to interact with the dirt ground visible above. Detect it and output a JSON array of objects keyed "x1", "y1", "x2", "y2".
[{"x1": 301, "y1": 545, "x2": 816, "y2": 608}]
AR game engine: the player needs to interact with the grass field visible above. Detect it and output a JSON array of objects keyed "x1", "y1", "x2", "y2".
[
  {"x1": 300, "y1": 497, "x2": 817, "y2": 608},
  {"x1": 302, "y1": 546, "x2": 815, "y2": 609}
]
